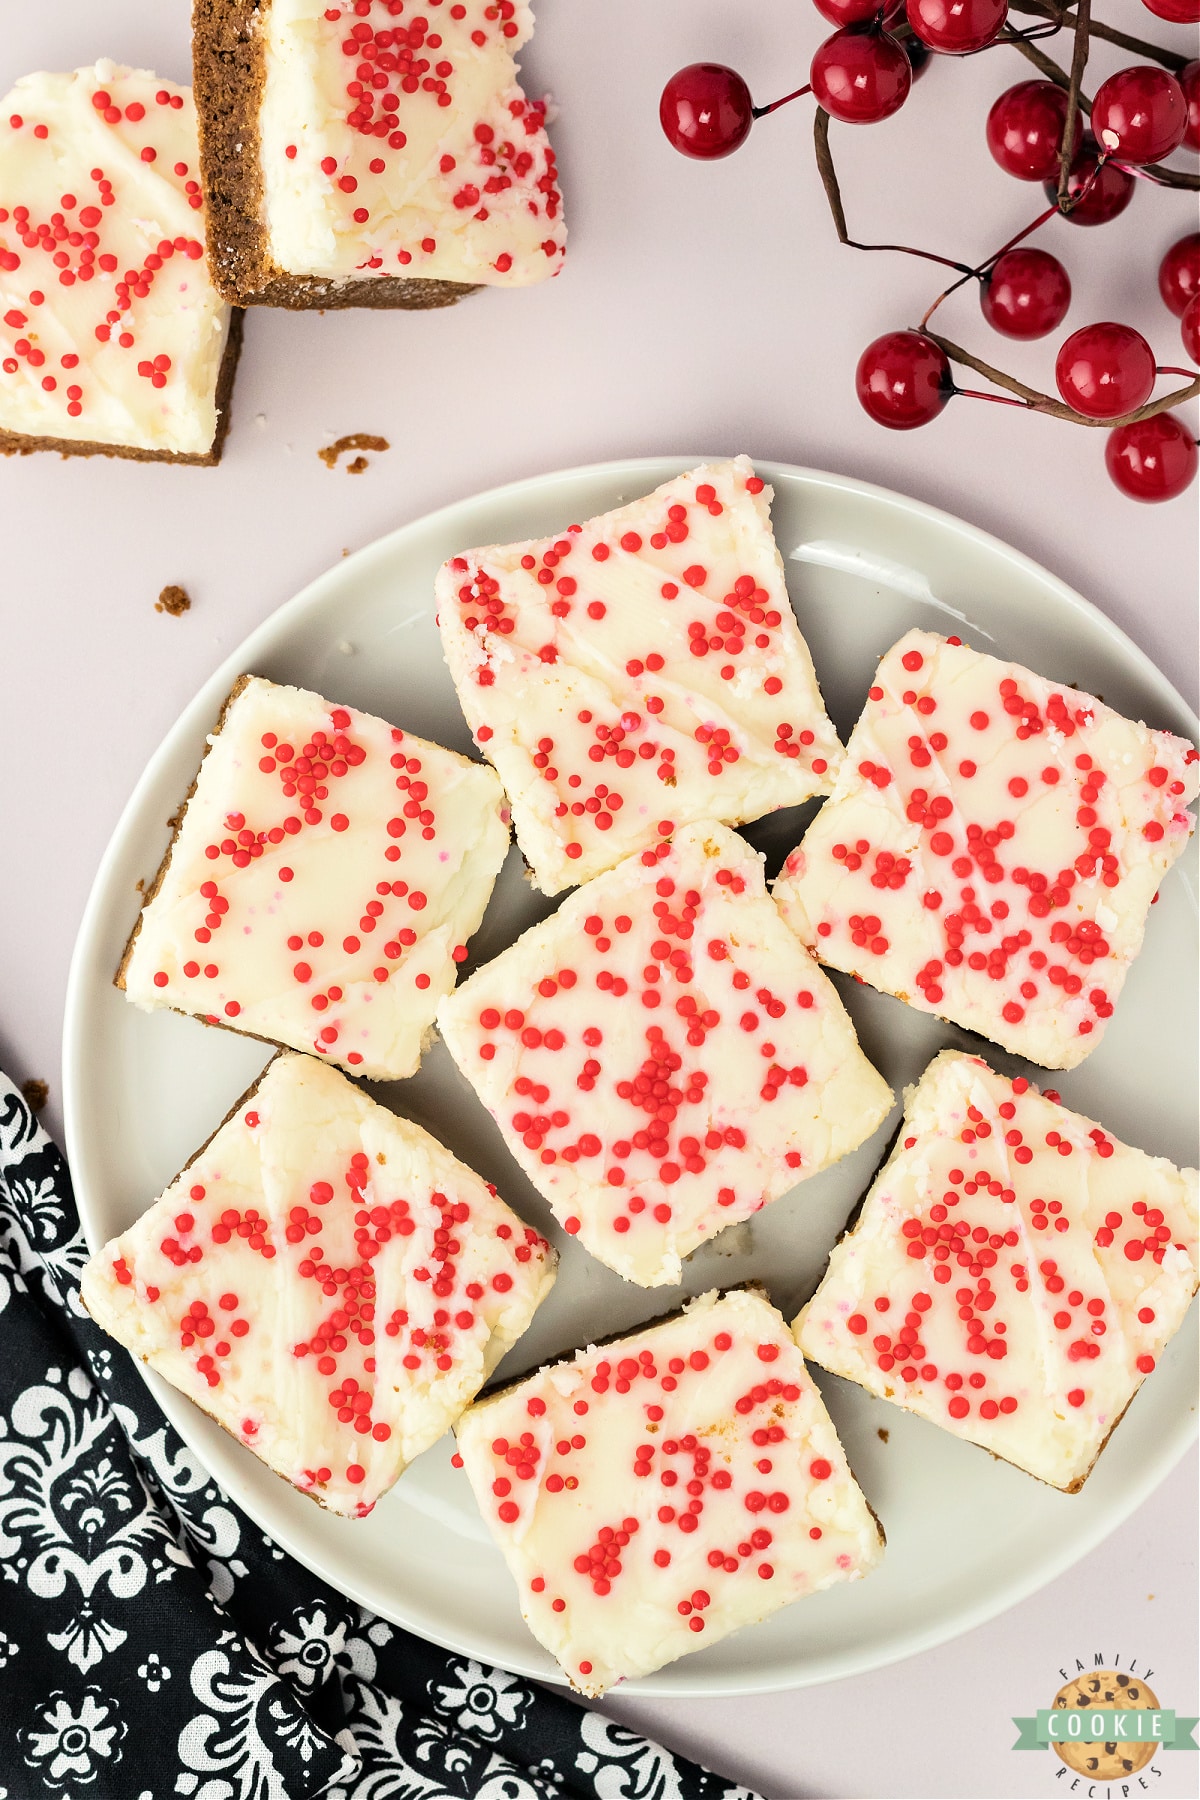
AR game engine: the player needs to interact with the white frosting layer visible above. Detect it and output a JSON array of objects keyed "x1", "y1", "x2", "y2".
[
  {"x1": 797, "y1": 1051, "x2": 1199, "y2": 1492},
  {"x1": 436, "y1": 457, "x2": 844, "y2": 896},
  {"x1": 123, "y1": 677, "x2": 509, "y2": 1081},
  {"x1": 259, "y1": 0, "x2": 564, "y2": 285},
  {"x1": 81, "y1": 1055, "x2": 557, "y2": 1517},
  {"x1": 455, "y1": 1288, "x2": 883, "y2": 1695},
  {"x1": 437, "y1": 821, "x2": 893, "y2": 1286},
  {"x1": 775, "y1": 629, "x2": 1199, "y2": 1070},
  {"x1": 0, "y1": 62, "x2": 230, "y2": 453}
]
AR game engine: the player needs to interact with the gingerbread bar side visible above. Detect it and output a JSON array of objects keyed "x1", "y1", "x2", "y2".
[{"x1": 192, "y1": 0, "x2": 276, "y2": 304}]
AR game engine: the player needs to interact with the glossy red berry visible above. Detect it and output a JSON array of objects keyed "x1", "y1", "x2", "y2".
[
  {"x1": 1180, "y1": 62, "x2": 1200, "y2": 152},
  {"x1": 659, "y1": 64, "x2": 754, "y2": 159},
  {"x1": 1139, "y1": 0, "x2": 1200, "y2": 22},
  {"x1": 986, "y1": 81, "x2": 1082, "y2": 181},
  {"x1": 813, "y1": 0, "x2": 887, "y2": 22},
  {"x1": 857, "y1": 331, "x2": 953, "y2": 429},
  {"x1": 1050, "y1": 138, "x2": 1136, "y2": 226},
  {"x1": 1091, "y1": 67, "x2": 1187, "y2": 165},
  {"x1": 1182, "y1": 294, "x2": 1200, "y2": 365},
  {"x1": 811, "y1": 27, "x2": 912, "y2": 125},
  {"x1": 1106, "y1": 413, "x2": 1198, "y2": 502},
  {"x1": 1159, "y1": 234, "x2": 1200, "y2": 318},
  {"x1": 1055, "y1": 323, "x2": 1156, "y2": 419},
  {"x1": 980, "y1": 249, "x2": 1071, "y2": 339},
  {"x1": 906, "y1": 0, "x2": 1008, "y2": 54}
]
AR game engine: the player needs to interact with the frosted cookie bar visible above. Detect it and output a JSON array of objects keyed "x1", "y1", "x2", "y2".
[
  {"x1": 0, "y1": 61, "x2": 239, "y2": 462},
  {"x1": 437, "y1": 820, "x2": 893, "y2": 1285},
  {"x1": 436, "y1": 457, "x2": 844, "y2": 894},
  {"x1": 797, "y1": 1051, "x2": 1199, "y2": 1492},
  {"x1": 193, "y1": 0, "x2": 564, "y2": 306},
  {"x1": 775, "y1": 629, "x2": 1198, "y2": 1070},
  {"x1": 454, "y1": 1287, "x2": 883, "y2": 1695},
  {"x1": 82, "y1": 1054, "x2": 556, "y2": 1517},
  {"x1": 120, "y1": 675, "x2": 509, "y2": 1080}
]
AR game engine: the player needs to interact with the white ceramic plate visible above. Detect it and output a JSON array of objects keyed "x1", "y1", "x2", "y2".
[{"x1": 64, "y1": 458, "x2": 1199, "y2": 1696}]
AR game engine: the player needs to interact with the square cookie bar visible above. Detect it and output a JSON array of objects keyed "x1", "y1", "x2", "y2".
[
  {"x1": 437, "y1": 821, "x2": 893, "y2": 1285},
  {"x1": 454, "y1": 1287, "x2": 883, "y2": 1695},
  {"x1": 0, "y1": 61, "x2": 240, "y2": 463},
  {"x1": 193, "y1": 0, "x2": 564, "y2": 307},
  {"x1": 81, "y1": 1054, "x2": 556, "y2": 1518},
  {"x1": 120, "y1": 675, "x2": 509, "y2": 1080},
  {"x1": 797, "y1": 1051, "x2": 1199, "y2": 1493},
  {"x1": 436, "y1": 457, "x2": 844, "y2": 894},
  {"x1": 774, "y1": 629, "x2": 1198, "y2": 1070}
]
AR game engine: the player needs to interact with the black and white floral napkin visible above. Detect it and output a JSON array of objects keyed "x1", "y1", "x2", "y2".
[{"x1": 0, "y1": 1075, "x2": 762, "y2": 1800}]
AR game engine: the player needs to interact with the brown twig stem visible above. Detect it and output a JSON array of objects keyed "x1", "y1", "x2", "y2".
[
  {"x1": 812, "y1": 110, "x2": 973, "y2": 274},
  {"x1": 1001, "y1": 28, "x2": 1091, "y2": 101},
  {"x1": 919, "y1": 200, "x2": 1064, "y2": 329},
  {"x1": 1117, "y1": 159, "x2": 1200, "y2": 193},
  {"x1": 1007, "y1": 1, "x2": 1190, "y2": 73},
  {"x1": 1057, "y1": 0, "x2": 1091, "y2": 208},
  {"x1": 925, "y1": 331, "x2": 1200, "y2": 427}
]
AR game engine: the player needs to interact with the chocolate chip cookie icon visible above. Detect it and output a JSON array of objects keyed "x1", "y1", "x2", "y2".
[{"x1": 1051, "y1": 1671, "x2": 1160, "y2": 1778}]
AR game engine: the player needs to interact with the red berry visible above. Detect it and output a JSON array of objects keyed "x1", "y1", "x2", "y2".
[
  {"x1": 1055, "y1": 323, "x2": 1156, "y2": 419},
  {"x1": 1139, "y1": 0, "x2": 1200, "y2": 22},
  {"x1": 856, "y1": 331, "x2": 953, "y2": 429},
  {"x1": 906, "y1": 0, "x2": 1008, "y2": 54},
  {"x1": 1182, "y1": 294, "x2": 1200, "y2": 364},
  {"x1": 1091, "y1": 67, "x2": 1187, "y2": 165},
  {"x1": 1106, "y1": 413, "x2": 1198, "y2": 502},
  {"x1": 1159, "y1": 233, "x2": 1200, "y2": 318},
  {"x1": 1181, "y1": 62, "x2": 1200, "y2": 151},
  {"x1": 985, "y1": 81, "x2": 1082, "y2": 181},
  {"x1": 981, "y1": 249, "x2": 1071, "y2": 339},
  {"x1": 1049, "y1": 137, "x2": 1136, "y2": 226},
  {"x1": 811, "y1": 26, "x2": 911, "y2": 125},
  {"x1": 813, "y1": 0, "x2": 885, "y2": 21},
  {"x1": 659, "y1": 64, "x2": 754, "y2": 159}
]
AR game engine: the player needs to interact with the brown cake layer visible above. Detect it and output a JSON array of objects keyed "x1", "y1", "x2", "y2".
[
  {"x1": 0, "y1": 310, "x2": 244, "y2": 465},
  {"x1": 192, "y1": 0, "x2": 477, "y2": 310}
]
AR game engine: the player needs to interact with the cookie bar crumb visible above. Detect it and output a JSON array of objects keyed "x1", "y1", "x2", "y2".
[
  {"x1": 317, "y1": 433, "x2": 389, "y2": 470},
  {"x1": 155, "y1": 584, "x2": 192, "y2": 617}
]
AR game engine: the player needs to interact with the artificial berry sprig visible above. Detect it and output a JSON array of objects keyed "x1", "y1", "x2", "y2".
[{"x1": 660, "y1": 0, "x2": 1200, "y2": 498}]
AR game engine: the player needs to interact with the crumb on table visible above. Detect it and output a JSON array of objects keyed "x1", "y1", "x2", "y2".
[
  {"x1": 318, "y1": 434, "x2": 390, "y2": 470},
  {"x1": 155, "y1": 585, "x2": 191, "y2": 617},
  {"x1": 20, "y1": 1079, "x2": 49, "y2": 1112},
  {"x1": 877, "y1": 1427, "x2": 889, "y2": 1443}
]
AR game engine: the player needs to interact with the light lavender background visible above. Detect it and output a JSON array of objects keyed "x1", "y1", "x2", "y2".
[{"x1": 1, "y1": 4, "x2": 1196, "y2": 1797}]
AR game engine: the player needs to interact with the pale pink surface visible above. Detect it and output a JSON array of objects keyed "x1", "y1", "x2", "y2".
[{"x1": 2, "y1": 4, "x2": 1196, "y2": 1796}]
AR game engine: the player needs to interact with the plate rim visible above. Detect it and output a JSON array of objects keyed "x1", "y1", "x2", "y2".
[{"x1": 62, "y1": 454, "x2": 1200, "y2": 1696}]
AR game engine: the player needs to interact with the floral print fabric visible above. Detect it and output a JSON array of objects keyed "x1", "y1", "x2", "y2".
[{"x1": 0, "y1": 1076, "x2": 761, "y2": 1800}]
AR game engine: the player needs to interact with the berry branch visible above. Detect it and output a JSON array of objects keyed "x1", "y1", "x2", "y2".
[
  {"x1": 925, "y1": 329, "x2": 1200, "y2": 424},
  {"x1": 815, "y1": 106, "x2": 1199, "y2": 428},
  {"x1": 1002, "y1": 11, "x2": 1200, "y2": 190},
  {"x1": 661, "y1": 1, "x2": 1200, "y2": 499}
]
